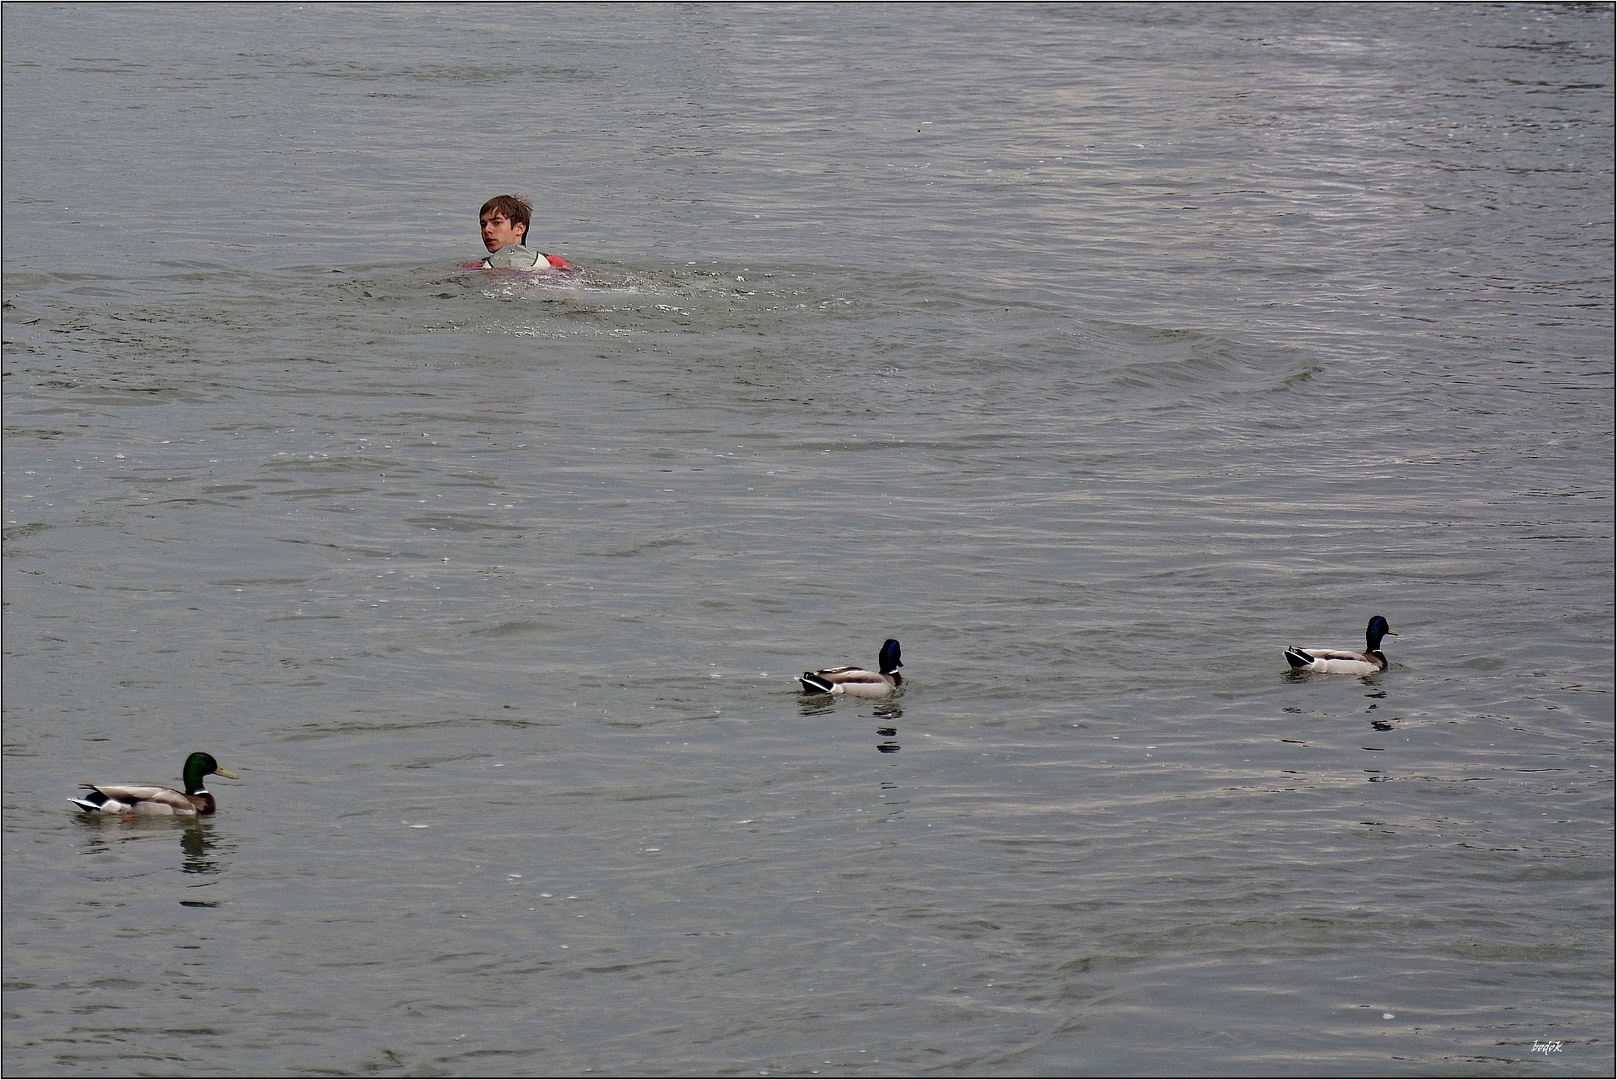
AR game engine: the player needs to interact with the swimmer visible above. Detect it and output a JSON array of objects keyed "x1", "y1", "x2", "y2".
[{"x1": 472, "y1": 194, "x2": 572, "y2": 270}]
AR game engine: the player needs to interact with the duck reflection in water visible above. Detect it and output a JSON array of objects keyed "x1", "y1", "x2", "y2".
[
  {"x1": 875, "y1": 702, "x2": 902, "y2": 753},
  {"x1": 181, "y1": 820, "x2": 222, "y2": 876},
  {"x1": 76, "y1": 815, "x2": 227, "y2": 887}
]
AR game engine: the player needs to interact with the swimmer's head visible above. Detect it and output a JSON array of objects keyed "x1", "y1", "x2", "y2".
[{"x1": 480, "y1": 194, "x2": 532, "y2": 252}]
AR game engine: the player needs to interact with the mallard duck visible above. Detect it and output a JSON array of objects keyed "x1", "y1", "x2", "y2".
[
  {"x1": 70, "y1": 752, "x2": 238, "y2": 816},
  {"x1": 1285, "y1": 616, "x2": 1396, "y2": 675},
  {"x1": 801, "y1": 639, "x2": 903, "y2": 698}
]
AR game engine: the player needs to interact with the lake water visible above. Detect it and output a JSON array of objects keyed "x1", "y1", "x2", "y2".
[{"x1": 3, "y1": 4, "x2": 1613, "y2": 1076}]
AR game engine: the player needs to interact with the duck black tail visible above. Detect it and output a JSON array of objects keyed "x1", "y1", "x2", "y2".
[
  {"x1": 800, "y1": 672, "x2": 835, "y2": 694},
  {"x1": 1283, "y1": 647, "x2": 1314, "y2": 669},
  {"x1": 69, "y1": 790, "x2": 110, "y2": 812}
]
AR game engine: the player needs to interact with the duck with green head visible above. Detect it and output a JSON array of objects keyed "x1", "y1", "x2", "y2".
[
  {"x1": 70, "y1": 752, "x2": 239, "y2": 816},
  {"x1": 1284, "y1": 616, "x2": 1396, "y2": 675},
  {"x1": 800, "y1": 639, "x2": 903, "y2": 698}
]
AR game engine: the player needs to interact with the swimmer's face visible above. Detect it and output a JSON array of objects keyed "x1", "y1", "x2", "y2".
[{"x1": 480, "y1": 211, "x2": 526, "y2": 252}]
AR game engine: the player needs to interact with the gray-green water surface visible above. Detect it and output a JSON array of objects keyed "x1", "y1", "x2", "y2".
[{"x1": 4, "y1": 4, "x2": 1612, "y2": 1076}]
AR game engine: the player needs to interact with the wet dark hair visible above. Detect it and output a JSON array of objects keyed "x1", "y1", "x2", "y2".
[{"x1": 479, "y1": 194, "x2": 531, "y2": 244}]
